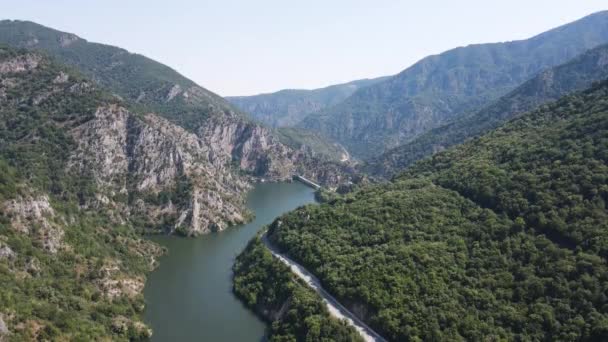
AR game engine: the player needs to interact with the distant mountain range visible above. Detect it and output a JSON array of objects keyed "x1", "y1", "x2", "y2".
[
  {"x1": 364, "y1": 43, "x2": 608, "y2": 177},
  {"x1": 227, "y1": 77, "x2": 389, "y2": 127},
  {"x1": 296, "y1": 10, "x2": 608, "y2": 159}
]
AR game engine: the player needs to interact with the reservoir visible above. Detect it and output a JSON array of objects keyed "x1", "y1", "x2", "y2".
[{"x1": 143, "y1": 182, "x2": 316, "y2": 341}]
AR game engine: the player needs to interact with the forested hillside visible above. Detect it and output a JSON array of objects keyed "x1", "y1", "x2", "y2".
[
  {"x1": 262, "y1": 80, "x2": 608, "y2": 341},
  {"x1": 233, "y1": 236, "x2": 363, "y2": 342},
  {"x1": 0, "y1": 47, "x2": 165, "y2": 340},
  {"x1": 298, "y1": 11, "x2": 608, "y2": 159},
  {"x1": 365, "y1": 43, "x2": 608, "y2": 177},
  {"x1": 0, "y1": 19, "x2": 241, "y2": 131}
]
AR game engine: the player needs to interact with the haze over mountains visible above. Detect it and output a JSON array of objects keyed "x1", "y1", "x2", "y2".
[
  {"x1": 227, "y1": 77, "x2": 389, "y2": 127},
  {"x1": 231, "y1": 11, "x2": 608, "y2": 161},
  {"x1": 299, "y1": 10, "x2": 608, "y2": 159},
  {"x1": 365, "y1": 43, "x2": 608, "y2": 177}
]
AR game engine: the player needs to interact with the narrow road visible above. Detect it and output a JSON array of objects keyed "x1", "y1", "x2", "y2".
[{"x1": 261, "y1": 233, "x2": 387, "y2": 342}]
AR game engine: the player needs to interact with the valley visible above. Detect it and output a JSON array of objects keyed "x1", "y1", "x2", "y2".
[
  {"x1": 143, "y1": 182, "x2": 315, "y2": 341},
  {"x1": 0, "y1": 6, "x2": 607, "y2": 342}
]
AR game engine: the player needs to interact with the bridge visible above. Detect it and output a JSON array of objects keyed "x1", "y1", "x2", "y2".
[{"x1": 293, "y1": 175, "x2": 321, "y2": 189}]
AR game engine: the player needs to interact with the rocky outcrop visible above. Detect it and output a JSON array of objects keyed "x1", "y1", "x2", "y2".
[
  {"x1": 198, "y1": 113, "x2": 357, "y2": 187},
  {"x1": 0, "y1": 53, "x2": 42, "y2": 74},
  {"x1": 0, "y1": 314, "x2": 8, "y2": 342},
  {"x1": 0, "y1": 27, "x2": 355, "y2": 239},
  {"x1": 58, "y1": 33, "x2": 78, "y2": 47},
  {"x1": 166, "y1": 84, "x2": 182, "y2": 102},
  {"x1": 111, "y1": 316, "x2": 151, "y2": 339},
  {"x1": 0, "y1": 243, "x2": 15, "y2": 260},
  {"x1": 3, "y1": 195, "x2": 65, "y2": 254},
  {"x1": 69, "y1": 105, "x2": 250, "y2": 235}
]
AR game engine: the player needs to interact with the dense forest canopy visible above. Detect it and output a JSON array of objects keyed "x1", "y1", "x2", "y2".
[
  {"x1": 265, "y1": 80, "x2": 608, "y2": 341},
  {"x1": 233, "y1": 236, "x2": 363, "y2": 342}
]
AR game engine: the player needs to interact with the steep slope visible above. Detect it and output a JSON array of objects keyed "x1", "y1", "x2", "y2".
[
  {"x1": 0, "y1": 19, "x2": 239, "y2": 130},
  {"x1": 298, "y1": 10, "x2": 608, "y2": 158},
  {"x1": 0, "y1": 20, "x2": 354, "y2": 188},
  {"x1": 227, "y1": 77, "x2": 388, "y2": 127},
  {"x1": 250, "y1": 81, "x2": 608, "y2": 340},
  {"x1": 274, "y1": 127, "x2": 351, "y2": 162},
  {"x1": 0, "y1": 47, "x2": 171, "y2": 340},
  {"x1": 366, "y1": 43, "x2": 608, "y2": 177}
]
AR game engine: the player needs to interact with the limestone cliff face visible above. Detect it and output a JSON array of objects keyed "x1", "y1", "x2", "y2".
[
  {"x1": 70, "y1": 105, "x2": 249, "y2": 235},
  {"x1": 67, "y1": 103, "x2": 352, "y2": 236},
  {"x1": 0, "y1": 47, "x2": 354, "y2": 239},
  {"x1": 197, "y1": 112, "x2": 356, "y2": 187},
  {"x1": 198, "y1": 115, "x2": 296, "y2": 179}
]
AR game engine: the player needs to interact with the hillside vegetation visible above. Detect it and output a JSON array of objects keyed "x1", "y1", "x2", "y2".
[
  {"x1": 0, "y1": 20, "x2": 357, "y2": 188},
  {"x1": 0, "y1": 19, "x2": 243, "y2": 131},
  {"x1": 233, "y1": 236, "x2": 363, "y2": 342},
  {"x1": 365, "y1": 43, "x2": 608, "y2": 177},
  {"x1": 0, "y1": 47, "x2": 164, "y2": 340},
  {"x1": 263, "y1": 80, "x2": 608, "y2": 341},
  {"x1": 298, "y1": 11, "x2": 608, "y2": 159}
]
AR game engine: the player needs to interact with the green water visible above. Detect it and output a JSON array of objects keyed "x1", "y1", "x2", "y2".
[{"x1": 143, "y1": 182, "x2": 316, "y2": 342}]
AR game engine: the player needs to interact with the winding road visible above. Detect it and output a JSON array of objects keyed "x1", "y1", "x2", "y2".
[{"x1": 261, "y1": 233, "x2": 387, "y2": 342}]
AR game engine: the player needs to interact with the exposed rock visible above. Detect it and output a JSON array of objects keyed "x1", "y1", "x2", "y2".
[
  {"x1": 52, "y1": 71, "x2": 69, "y2": 84},
  {"x1": 0, "y1": 314, "x2": 8, "y2": 339},
  {"x1": 165, "y1": 84, "x2": 182, "y2": 102},
  {"x1": 58, "y1": 33, "x2": 78, "y2": 47},
  {"x1": 3, "y1": 195, "x2": 65, "y2": 254},
  {"x1": 68, "y1": 81, "x2": 92, "y2": 94},
  {"x1": 69, "y1": 104, "x2": 251, "y2": 235},
  {"x1": 196, "y1": 112, "x2": 357, "y2": 192},
  {"x1": 0, "y1": 241, "x2": 15, "y2": 260},
  {"x1": 94, "y1": 259, "x2": 146, "y2": 299},
  {"x1": 0, "y1": 53, "x2": 42, "y2": 74},
  {"x1": 25, "y1": 257, "x2": 41, "y2": 275},
  {"x1": 99, "y1": 277, "x2": 145, "y2": 299},
  {"x1": 24, "y1": 37, "x2": 39, "y2": 47},
  {"x1": 136, "y1": 90, "x2": 146, "y2": 103},
  {"x1": 111, "y1": 316, "x2": 151, "y2": 338}
]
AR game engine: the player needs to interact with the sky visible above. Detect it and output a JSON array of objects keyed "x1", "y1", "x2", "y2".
[{"x1": 2, "y1": 1, "x2": 607, "y2": 96}]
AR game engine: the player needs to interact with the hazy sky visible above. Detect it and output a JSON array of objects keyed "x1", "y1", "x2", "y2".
[{"x1": 2, "y1": 1, "x2": 607, "y2": 96}]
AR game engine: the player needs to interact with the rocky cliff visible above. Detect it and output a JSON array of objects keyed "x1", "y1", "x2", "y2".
[
  {"x1": 0, "y1": 20, "x2": 356, "y2": 235},
  {"x1": 69, "y1": 105, "x2": 251, "y2": 235}
]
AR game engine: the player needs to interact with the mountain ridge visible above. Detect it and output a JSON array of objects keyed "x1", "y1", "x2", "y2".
[
  {"x1": 260, "y1": 78, "x2": 608, "y2": 341},
  {"x1": 297, "y1": 10, "x2": 608, "y2": 159},
  {"x1": 227, "y1": 76, "x2": 389, "y2": 127},
  {"x1": 364, "y1": 43, "x2": 608, "y2": 177}
]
